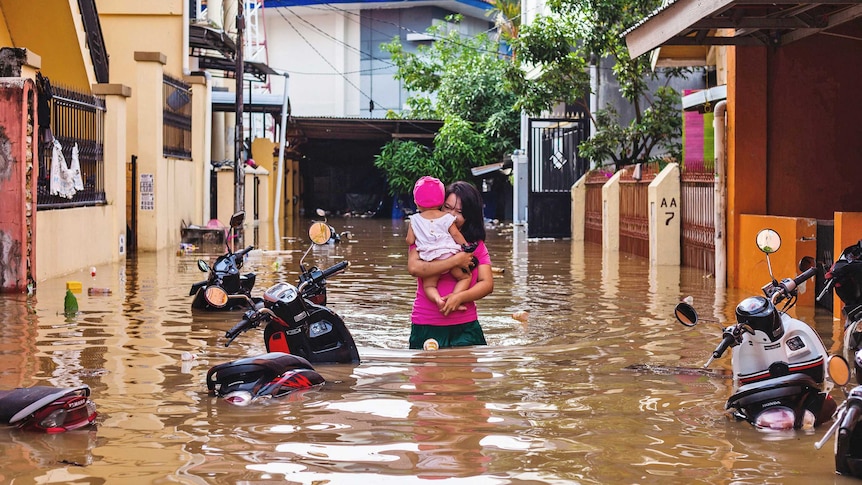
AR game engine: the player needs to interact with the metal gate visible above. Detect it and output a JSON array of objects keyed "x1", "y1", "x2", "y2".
[
  {"x1": 527, "y1": 115, "x2": 590, "y2": 238},
  {"x1": 680, "y1": 161, "x2": 715, "y2": 273}
]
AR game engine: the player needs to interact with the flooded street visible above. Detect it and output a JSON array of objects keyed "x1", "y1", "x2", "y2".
[{"x1": 0, "y1": 217, "x2": 849, "y2": 484}]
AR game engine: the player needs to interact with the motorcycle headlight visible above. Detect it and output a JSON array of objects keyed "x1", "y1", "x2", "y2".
[
  {"x1": 204, "y1": 286, "x2": 229, "y2": 308},
  {"x1": 39, "y1": 409, "x2": 67, "y2": 429},
  {"x1": 223, "y1": 391, "x2": 253, "y2": 406},
  {"x1": 754, "y1": 406, "x2": 796, "y2": 430}
]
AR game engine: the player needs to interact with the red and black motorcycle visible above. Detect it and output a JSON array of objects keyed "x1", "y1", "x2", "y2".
[
  {"x1": 204, "y1": 222, "x2": 358, "y2": 405},
  {"x1": 0, "y1": 385, "x2": 96, "y2": 433}
]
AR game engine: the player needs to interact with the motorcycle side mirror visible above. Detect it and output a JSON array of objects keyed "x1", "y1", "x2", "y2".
[
  {"x1": 827, "y1": 355, "x2": 851, "y2": 387},
  {"x1": 755, "y1": 228, "x2": 781, "y2": 254},
  {"x1": 197, "y1": 260, "x2": 210, "y2": 272},
  {"x1": 674, "y1": 302, "x2": 699, "y2": 327},
  {"x1": 798, "y1": 255, "x2": 816, "y2": 273},
  {"x1": 308, "y1": 222, "x2": 332, "y2": 245},
  {"x1": 229, "y1": 211, "x2": 245, "y2": 229}
]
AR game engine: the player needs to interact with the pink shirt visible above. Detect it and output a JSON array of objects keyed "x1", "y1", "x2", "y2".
[{"x1": 410, "y1": 240, "x2": 491, "y2": 326}]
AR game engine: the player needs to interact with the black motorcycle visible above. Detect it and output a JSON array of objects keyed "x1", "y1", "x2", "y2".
[
  {"x1": 818, "y1": 239, "x2": 862, "y2": 379},
  {"x1": 189, "y1": 211, "x2": 260, "y2": 311},
  {"x1": 0, "y1": 385, "x2": 96, "y2": 433},
  {"x1": 204, "y1": 222, "x2": 358, "y2": 404},
  {"x1": 815, "y1": 354, "x2": 862, "y2": 477}
]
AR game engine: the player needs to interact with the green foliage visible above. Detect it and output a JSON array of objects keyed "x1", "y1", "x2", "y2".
[
  {"x1": 507, "y1": 0, "x2": 691, "y2": 170},
  {"x1": 373, "y1": 140, "x2": 437, "y2": 196},
  {"x1": 374, "y1": 17, "x2": 519, "y2": 195}
]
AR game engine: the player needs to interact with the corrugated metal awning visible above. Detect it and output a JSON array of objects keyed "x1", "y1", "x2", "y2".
[{"x1": 624, "y1": 1, "x2": 862, "y2": 62}]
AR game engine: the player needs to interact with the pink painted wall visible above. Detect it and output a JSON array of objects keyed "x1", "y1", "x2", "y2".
[{"x1": 0, "y1": 79, "x2": 37, "y2": 292}]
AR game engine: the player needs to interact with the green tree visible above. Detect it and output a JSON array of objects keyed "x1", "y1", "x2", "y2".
[
  {"x1": 506, "y1": 0, "x2": 690, "y2": 171},
  {"x1": 373, "y1": 16, "x2": 519, "y2": 197}
]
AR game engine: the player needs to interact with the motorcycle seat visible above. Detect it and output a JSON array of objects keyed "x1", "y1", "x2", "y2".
[
  {"x1": 206, "y1": 352, "x2": 314, "y2": 392},
  {"x1": 728, "y1": 373, "x2": 819, "y2": 409},
  {"x1": 0, "y1": 386, "x2": 90, "y2": 424}
]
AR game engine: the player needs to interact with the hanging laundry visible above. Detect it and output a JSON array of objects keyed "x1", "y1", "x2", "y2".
[
  {"x1": 50, "y1": 139, "x2": 78, "y2": 198},
  {"x1": 70, "y1": 143, "x2": 84, "y2": 192}
]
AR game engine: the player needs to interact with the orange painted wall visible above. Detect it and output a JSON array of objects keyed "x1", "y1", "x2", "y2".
[
  {"x1": 738, "y1": 215, "x2": 817, "y2": 307},
  {"x1": 726, "y1": 47, "x2": 768, "y2": 288}
]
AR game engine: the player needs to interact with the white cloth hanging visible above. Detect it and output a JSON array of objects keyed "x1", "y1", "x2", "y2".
[
  {"x1": 70, "y1": 143, "x2": 84, "y2": 191},
  {"x1": 49, "y1": 139, "x2": 81, "y2": 199}
]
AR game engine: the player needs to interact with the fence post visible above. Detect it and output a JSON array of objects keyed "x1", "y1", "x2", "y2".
[
  {"x1": 92, "y1": 83, "x2": 131, "y2": 260},
  {"x1": 571, "y1": 174, "x2": 586, "y2": 242},
  {"x1": 133, "y1": 51, "x2": 166, "y2": 251},
  {"x1": 185, "y1": 73, "x2": 212, "y2": 226},
  {"x1": 648, "y1": 163, "x2": 681, "y2": 266},
  {"x1": 602, "y1": 170, "x2": 622, "y2": 251}
]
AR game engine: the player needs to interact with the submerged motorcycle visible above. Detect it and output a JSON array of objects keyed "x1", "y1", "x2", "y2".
[
  {"x1": 189, "y1": 211, "x2": 260, "y2": 311},
  {"x1": 204, "y1": 222, "x2": 359, "y2": 405},
  {"x1": 0, "y1": 385, "x2": 96, "y2": 433},
  {"x1": 313, "y1": 208, "x2": 351, "y2": 244},
  {"x1": 675, "y1": 228, "x2": 836, "y2": 430},
  {"x1": 818, "y1": 239, "x2": 862, "y2": 379},
  {"x1": 815, "y1": 353, "x2": 862, "y2": 477}
]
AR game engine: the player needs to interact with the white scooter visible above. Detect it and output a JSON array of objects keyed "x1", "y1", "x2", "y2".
[{"x1": 675, "y1": 228, "x2": 837, "y2": 430}]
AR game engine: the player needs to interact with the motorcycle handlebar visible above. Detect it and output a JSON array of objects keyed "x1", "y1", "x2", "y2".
[
  {"x1": 712, "y1": 332, "x2": 736, "y2": 359},
  {"x1": 772, "y1": 267, "x2": 818, "y2": 304},
  {"x1": 794, "y1": 267, "x2": 818, "y2": 287},
  {"x1": 224, "y1": 317, "x2": 252, "y2": 346},
  {"x1": 235, "y1": 245, "x2": 254, "y2": 259},
  {"x1": 321, "y1": 261, "x2": 349, "y2": 280}
]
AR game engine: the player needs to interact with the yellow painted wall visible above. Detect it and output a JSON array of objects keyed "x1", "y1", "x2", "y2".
[
  {"x1": 0, "y1": 8, "x2": 12, "y2": 47},
  {"x1": 37, "y1": 206, "x2": 118, "y2": 279},
  {"x1": 738, "y1": 214, "x2": 817, "y2": 307},
  {"x1": 0, "y1": 0, "x2": 93, "y2": 89}
]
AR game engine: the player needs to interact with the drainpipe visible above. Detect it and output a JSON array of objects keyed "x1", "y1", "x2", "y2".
[
  {"x1": 714, "y1": 100, "x2": 728, "y2": 289},
  {"x1": 273, "y1": 73, "x2": 289, "y2": 251}
]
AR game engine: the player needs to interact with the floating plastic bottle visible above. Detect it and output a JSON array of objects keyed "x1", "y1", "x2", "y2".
[{"x1": 88, "y1": 287, "x2": 112, "y2": 296}]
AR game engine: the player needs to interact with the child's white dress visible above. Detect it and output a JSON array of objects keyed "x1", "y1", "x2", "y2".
[{"x1": 410, "y1": 213, "x2": 462, "y2": 261}]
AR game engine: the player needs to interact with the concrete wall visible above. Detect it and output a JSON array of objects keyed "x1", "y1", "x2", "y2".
[
  {"x1": 737, "y1": 214, "x2": 817, "y2": 306},
  {"x1": 648, "y1": 163, "x2": 681, "y2": 266}
]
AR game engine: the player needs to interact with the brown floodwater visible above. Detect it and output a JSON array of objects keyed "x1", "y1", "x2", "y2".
[{"x1": 0, "y1": 217, "x2": 852, "y2": 484}]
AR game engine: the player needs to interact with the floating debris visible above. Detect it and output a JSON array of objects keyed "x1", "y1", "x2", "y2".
[{"x1": 624, "y1": 363, "x2": 729, "y2": 378}]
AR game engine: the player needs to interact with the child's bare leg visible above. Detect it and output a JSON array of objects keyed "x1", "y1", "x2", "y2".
[
  {"x1": 446, "y1": 267, "x2": 471, "y2": 311},
  {"x1": 422, "y1": 273, "x2": 445, "y2": 309}
]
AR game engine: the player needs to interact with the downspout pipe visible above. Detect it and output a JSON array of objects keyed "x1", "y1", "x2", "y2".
[
  {"x1": 273, "y1": 73, "x2": 289, "y2": 251},
  {"x1": 714, "y1": 100, "x2": 728, "y2": 290}
]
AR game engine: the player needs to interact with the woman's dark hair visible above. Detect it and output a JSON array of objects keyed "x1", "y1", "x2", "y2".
[{"x1": 447, "y1": 181, "x2": 485, "y2": 242}]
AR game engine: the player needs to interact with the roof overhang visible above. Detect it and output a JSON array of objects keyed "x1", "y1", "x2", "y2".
[
  {"x1": 291, "y1": 117, "x2": 444, "y2": 142},
  {"x1": 625, "y1": 1, "x2": 862, "y2": 63},
  {"x1": 212, "y1": 90, "x2": 287, "y2": 114}
]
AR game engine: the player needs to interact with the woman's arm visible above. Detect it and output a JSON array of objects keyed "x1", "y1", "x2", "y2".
[
  {"x1": 439, "y1": 264, "x2": 493, "y2": 316},
  {"x1": 407, "y1": 246, "x2": 473, "y2": 279}
]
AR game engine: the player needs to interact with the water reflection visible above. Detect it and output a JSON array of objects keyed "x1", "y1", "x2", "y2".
[{"x1": 0, "y1": 218, "x2": 843, "y2": 483}]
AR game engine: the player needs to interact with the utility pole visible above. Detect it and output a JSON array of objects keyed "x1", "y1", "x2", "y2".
[{"x1": 234, "y1": 0, "x2": 245, "y2": 215}]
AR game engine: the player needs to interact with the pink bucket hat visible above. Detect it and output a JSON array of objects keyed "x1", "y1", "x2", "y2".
[{"x1": 413, "y1": 176, "x2": 445, "y2": 208}]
